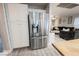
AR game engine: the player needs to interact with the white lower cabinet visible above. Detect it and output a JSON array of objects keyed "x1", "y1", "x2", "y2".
[
  {"x1": 10, "y1": 22, "x2": 29, "y2": 48},
  {"x1": 48, "y1": 33, "x2": 55, "y2": 45}
]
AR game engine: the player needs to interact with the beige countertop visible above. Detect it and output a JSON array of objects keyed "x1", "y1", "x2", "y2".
[
  {"x1": 51, "y1": 30, "x2": 60, "y2": 33},
  {"x1": 53, "y1": 39, "x2": 79, "y2": 56}
]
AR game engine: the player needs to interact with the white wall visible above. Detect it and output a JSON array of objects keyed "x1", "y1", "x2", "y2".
[
  {"x1": 74, "y1": 16, "x2": 79, "y2": 29},
  {"x1": 50, "y1": 3, "x2": 79, "y2": 28},
  {"x1": 0, "y1": 4, "x2": 10, "y2": 50},
  {"x1": 50, "y1": 3, "x2": 79, "y2": 16},
  {"x1": 49, "y1": 4, "x2": 52, "y2": 32}
]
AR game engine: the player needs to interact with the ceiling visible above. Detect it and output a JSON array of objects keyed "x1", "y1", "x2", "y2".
[{"x1": 50, "y1": 3, "x2": 79, "y2": 16}]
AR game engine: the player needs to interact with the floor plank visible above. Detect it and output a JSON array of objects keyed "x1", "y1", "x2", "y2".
[
  {"x1": 8, "y1": 34, "x2": 64, "y2": 56},
  {"x1": 8, "y1": 45, "x2": 61, "y2": 56}
]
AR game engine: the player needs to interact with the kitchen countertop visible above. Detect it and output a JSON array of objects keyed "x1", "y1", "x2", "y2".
[
  {"x1": 50, "y1": 30, "x2": 60, "y2": 33},
  {"x1": 52, "y1": 39, "x2": 79, "y2": 56}
]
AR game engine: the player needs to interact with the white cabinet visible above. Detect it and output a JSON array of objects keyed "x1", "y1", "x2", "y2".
[
  {"x1": 10, "y1": 22, "x2": 29, "y2": 48},
  {"x1": 5, "y1": 4, "x2": 29, "y2": 48},
  {"x1": 48, "y1": 33, "x2": 55, "y2": 45},
  {"x1": 59, "y1": 16, "x2": 68, "y2": 26},
  {"x1": 59, "y1": 16, "x2": 74, "y2": 27}
]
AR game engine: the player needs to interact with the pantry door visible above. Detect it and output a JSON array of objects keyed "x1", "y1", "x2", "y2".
[{"x1": 6, "y1": 4, "x2": 29, "y2": 48}]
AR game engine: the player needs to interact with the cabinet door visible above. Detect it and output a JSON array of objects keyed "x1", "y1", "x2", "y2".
[
  {"x1": 59, "y1": 17, "x2": 63, "y2": 26},
  {"x1": 10, "y1": 22, "x2": 29, "y2": 48},
  {"x1": 68, "y1": 16, "x2": 73, "y2": 24},
  {"x1": 6, "y1": 4, "x2": 29, "y2": 48}
]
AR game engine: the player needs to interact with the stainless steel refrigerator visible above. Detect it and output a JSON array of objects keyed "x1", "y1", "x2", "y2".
[{"x1": 28, "y1": 9, "x2": 48, "y2": 49}]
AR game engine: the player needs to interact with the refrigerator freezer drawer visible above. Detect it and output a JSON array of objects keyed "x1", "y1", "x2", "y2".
[
  {"x1": 42, "y1": 37, "x2": 47, "y2": 48},
  {"x1": 31, "y1": 37, "x2": 42, "y2": 49},
  {"x1": 30, "y1": 36, "x2": 47, "y2": 49}
]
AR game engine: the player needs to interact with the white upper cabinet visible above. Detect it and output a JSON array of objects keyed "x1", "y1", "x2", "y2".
[{"x1": 59, "y1": 16, "x2": 74, "y2": 27}]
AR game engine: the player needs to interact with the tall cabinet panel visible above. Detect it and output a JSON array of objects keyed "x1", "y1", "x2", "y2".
[{"x1": 5, "y1": 4, "x2": 29, "y2": 48}]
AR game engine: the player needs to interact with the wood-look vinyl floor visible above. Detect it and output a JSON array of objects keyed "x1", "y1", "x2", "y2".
[
  {"x1": 8, "y1": 45, "x2": 61, "y2": 56},
  {"x1": 8, "y1": 34, "x2": 64, "y2": 56}
]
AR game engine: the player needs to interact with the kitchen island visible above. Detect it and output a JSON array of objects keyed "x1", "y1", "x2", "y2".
[{"x1": 52, "y1": 39, "x2": 79, "y2": 56}]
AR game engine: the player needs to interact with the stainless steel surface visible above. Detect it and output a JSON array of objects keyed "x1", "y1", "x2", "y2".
[
  {"x1": 31, "y1": 37, "x2": 42, "y2": 49},
  {"x1": 28, "y1": 10, "x2": 48, "y2": 49}
]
